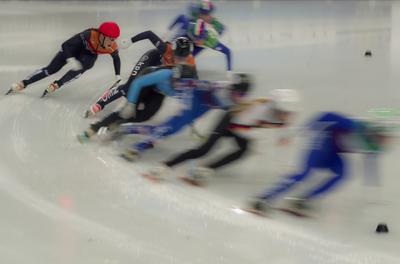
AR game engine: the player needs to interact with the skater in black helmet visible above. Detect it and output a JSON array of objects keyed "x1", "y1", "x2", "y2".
[{"x1": 85, "y1": 32, "x2": 196, "y2": 117}]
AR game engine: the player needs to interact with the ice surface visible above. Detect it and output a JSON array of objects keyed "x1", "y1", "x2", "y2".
[{"x1": 1, "y1": 1, "x2": 400, "y2": 263}]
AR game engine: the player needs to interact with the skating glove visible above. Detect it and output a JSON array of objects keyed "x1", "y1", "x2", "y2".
[
  {"x1": 119, "y1": 102, "x2": 136, "y2": 119},
  {"x1": 67, "y1": 57, "x2": 83, "y2": 71},
  {"x1": 118, "y1": 38, "x2": 133, "y2": 50},
  {"x1": 115, "y1": 75, "x2": 122, "y2": 83}
]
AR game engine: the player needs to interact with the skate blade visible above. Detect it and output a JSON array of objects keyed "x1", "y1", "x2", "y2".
[
  {"x1": 76, "y1": 134, "x2": 89, "y2": 144},
  {"x1": 120, "y1": 153, "x2": 139, "y2": 162},
  {"x1": 5, "y1": 89, "x2": 13, "y2": 95},
  {"x1": 84, "y1": 110, "x2": 95, "y2": 119},
  {"x1": 274, "y1": 207, "x2": 310, "y2": 218},
  {"x1": 41, "y1": 90, "x2": 49, "y2": 98},
  {"x1": 140, "y1": 173, "x2": 162, "y2": 183},
  {"x1": 241, "y1": 207, "x2": 267, "y2": 217},
  {"x1": 179, "y1": 176, "x2": 204, "y2": 187}
]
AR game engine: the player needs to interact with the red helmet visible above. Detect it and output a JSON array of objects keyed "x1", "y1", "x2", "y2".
[{"x1": 98, "y1": 21, "x2": 120, "y2": 38}]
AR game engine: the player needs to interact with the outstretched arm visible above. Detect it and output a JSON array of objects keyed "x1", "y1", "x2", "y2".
[
  {"x1": 130, "y1": 30, "x2": 167, "y2": 54},
  {"x1": 110, "y1": 50, "x2": 121, "y2": 76},
  {"x1": 168, "y1": 14, "x2": 189, "y2": 30}
]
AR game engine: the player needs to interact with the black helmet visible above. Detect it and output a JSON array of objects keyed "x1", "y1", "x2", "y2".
[
  {"x1": 173, "y1": 37, "x2": 193, "y2": 58},
  {"x1": 230, "y1": 73, "x2": 252, "y2": 94}
]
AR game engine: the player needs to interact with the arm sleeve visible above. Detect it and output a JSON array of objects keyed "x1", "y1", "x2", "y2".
[
  {"x1": 110, "y1": 50, "x2": 121, "y2": 75},
  {"x1": 168, "y1": 14, "x2": 188, "y2": 30},
  {"x1": 210, "y1": 17, "x2": 225, "y2": 35},
  {"x1": 130, "y1": 30, "x2": 167, "y2": 54},
  {"x1": 61, "y1": 30, "x2": 87, "y2": 59},
  {"x1": 126, "y1": 69, "x2": 174, "y2": 103}
]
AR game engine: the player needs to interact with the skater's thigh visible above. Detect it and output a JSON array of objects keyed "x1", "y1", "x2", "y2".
[
  {"x1": 45, "y1": 51, "x2": 68, "y2": 73},
  {"x1": 78, "y1": 52, "x2": 97, "y2": 70}
]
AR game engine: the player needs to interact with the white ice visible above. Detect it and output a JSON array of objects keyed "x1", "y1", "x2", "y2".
[{"x1": 1, "y1": 1, "x2": 400, "y2": 263}]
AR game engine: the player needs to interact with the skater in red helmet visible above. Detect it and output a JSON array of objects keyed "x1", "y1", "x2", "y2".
[{"x1": 7, "y1": 21, "x2": 121, "y2": 97}]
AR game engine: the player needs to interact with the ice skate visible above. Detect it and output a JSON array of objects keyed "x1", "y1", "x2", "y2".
[
  {"x1": 84, "y1": 103, "x2": 102, "y2": 118},
  {"x1": 41, "y1": 82, "x2": 59, "y2": 98},
  {"x1": 181, "y1": 166, "x2": 214, "y2": 187},
  {"x1": 141, "y1": 163, "x2": 170, "y2": 182},
  {"x1": 120, "y1": 148, "x2": 140, "y2": 162},
  {"x1": 243, "y1": 198, "x2": 272, "y2": 216},
  {"x1": 279, "y1": 197, "x2": 312, "y2": 218},
  {"x1": 6, "y1": 81, "x2": 25, "y2": 95},
  {"x1": 77, "y1": 128, "x2": 95, "y2": 144}
]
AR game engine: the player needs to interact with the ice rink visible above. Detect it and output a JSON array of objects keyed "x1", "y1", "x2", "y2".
[{"x1": 1, "y1": 0, "x2": 400, "y2": 263}]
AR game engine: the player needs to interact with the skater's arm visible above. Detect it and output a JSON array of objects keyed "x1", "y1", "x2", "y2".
[
  {"x1": 210, "y1": 18, "x2": 225, "y2": 35},
  {"x1": 130, "y1": 31, "x2": 167, "y2": 54},
  {"x1": 126, "y1": 69, "x2": 174, "y2": 103},
  {"x1": 110, "y1": 50, "x2": 121, "y2": 76},
  {"x1": 168, "y1": 14, "x2": 188, "y2": 30}
]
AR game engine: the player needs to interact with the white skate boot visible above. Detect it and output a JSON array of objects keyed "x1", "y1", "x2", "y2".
[
  {"x1": 41, "y1": 82, "x2": 59, "y2": 98},
  {"x1": 246, "y1": 197, "x2": 272, "y2": 216},
  {"x1": 141, "y1": 163, "x2": 170, "y2": 182},
  {"x1": 281, "y1": 197, "x2": 313, "y2": 217},
  {"x1": 182, "y1": 166, "x2": 214, "y2": 186},
  {"x1": 6, "y1": 81, "x2": 25, "y2": 95},
  {"x1": 120, "y1": 148, "x2": 140, "y2": 162}
]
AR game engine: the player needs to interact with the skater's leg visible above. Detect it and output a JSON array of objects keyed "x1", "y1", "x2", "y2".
[
  {"x1": 55, "y1": 52, "x2": 97, "y2": 88},
  {"x1": 165, "y1": 133, "x2": 221, "y2": 167},
  {"x1": 206, "y1": 132, "x2": 249, "y2": 169},
  {"x1": 132, "y1": 105, "x2": 210, "y2": 152},
  {"x1": 90, "y1": 112, "x2": 124, "y2": 133},
  {"x1": 22, "y1": 51, "x2": 67, "y2": 87},
  {"x1": 302, "y1": 154, "x2": 346, "y2": 199},
  {"x1": 165, "y1": 112, "x2": 231, "y2": 167},
  {"x1": 133, "y1": 89, "x2": 165, "y2": 122},
  {"x1": 212, "y1": 42, "x2": 232, "y2": 71},
  {"x1": 260, "y1": 151, "x2": 319, "y2": 201}
]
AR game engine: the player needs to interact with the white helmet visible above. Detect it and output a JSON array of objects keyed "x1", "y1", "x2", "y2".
[{"x1": 269, "y1": 89, "x2": 300, "y2": 112}]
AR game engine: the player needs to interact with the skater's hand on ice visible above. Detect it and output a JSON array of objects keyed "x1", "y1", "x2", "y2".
[
  {"x1": 67, "y1": 57, "x2": 83, "y2": 71},
  {"x1": 118, "y1": 38, "x2": 132, "y2": 50},
  {"x1": 119, "y1": 102, "x2": 136, "y2": 119}
]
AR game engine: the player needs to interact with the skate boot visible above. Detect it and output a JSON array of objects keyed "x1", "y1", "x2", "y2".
[
  {"x1": 103, "y1": 123, "x2": 132, "y2": 142},
  {"x1": 142, "y1": 163, "x2": 170, "y2": 182},
  {"x1": 247, "y1": 197, "x2": 272, "y2": 216},
  {"x1": 283, "y1": 197, "x2": 313, "y2": 217},
  {"x1": 120, "y1": 148, "x2": 140, "y2": 162},
  {"x1": 84, "y1": 103, "x2": 103, "y2": 118},
  {"x1": 41, "y1": 82, "x2": 59, "y2": 98},
  {"x1": 6, "y1": 81, "x2": 25, "y2": 95},
  {"x1": 184, "y1": 166, "x2": 214, "y2": 186},
  {"x1": 77, "y1": 128, "x2": 95, "y2": 144}
]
